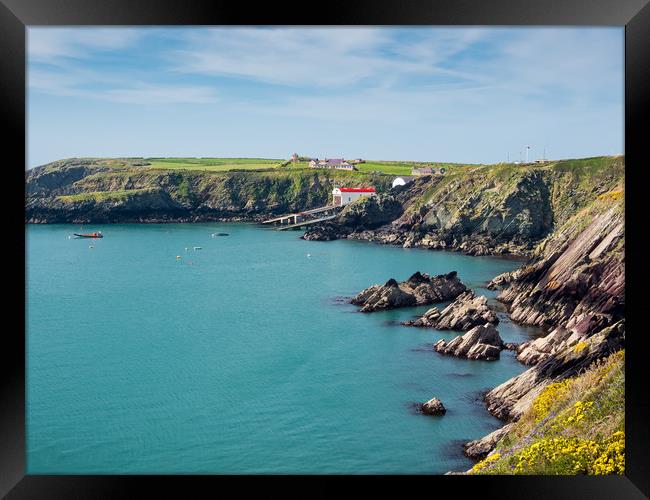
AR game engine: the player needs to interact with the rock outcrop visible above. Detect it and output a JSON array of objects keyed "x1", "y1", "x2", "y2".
[
  {"x1": 484, "y1": 320, "x2": 624, "y2": 421},
  {"x1": 402, "y1": 291, "x2": 498, "y2": 330},
  {"x1": 463, "y1": 423, "x2": 515, "y2": 459},
  {"x1": 302, "y1": 194, "x2": 403, "y2": 240},
  {"x1": 421, "y1": 397, "x2": 446, "y2": 416},
  {"x1": 493, "y1": 206, "x2": 624, "y2": 335},
  {"x1": 350, "y1": 271, "x2": 467, "y2": 313},
  {"x1": 433, "y1": 324, "x2": 504, "y2": 361},
  {"x1": 337, "y1": 194, "x2": 403, "y2": 229},
  {"x1": 456, "y1": 191, "x2": 626, "y2": 471}
]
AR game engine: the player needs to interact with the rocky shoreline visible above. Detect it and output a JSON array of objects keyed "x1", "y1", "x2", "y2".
[
  {"x1": 341, "y1": 182, "x2": 624, "y2": 471},
  {"x1": 26, "y1": 156, "x2": 625, "y2": 473}
]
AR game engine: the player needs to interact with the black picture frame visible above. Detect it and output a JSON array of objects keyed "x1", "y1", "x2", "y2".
[{"x1": 3, "y1": 0, "x2": 648, "y2": 497}]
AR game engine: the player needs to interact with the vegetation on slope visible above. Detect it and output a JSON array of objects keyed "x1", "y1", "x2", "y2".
[
  {"x1": 400, "y1": 156, "x2": 623, "y2": 222},
  {"x1": 26, "y1": 155, "x2": 624, "y2": 232},
  {"x1": 470, "y1": 350, "x2": 625, "y2": 475},
  {"x1": 56, "y1": 188, "x2": 158, "y2": 203}
]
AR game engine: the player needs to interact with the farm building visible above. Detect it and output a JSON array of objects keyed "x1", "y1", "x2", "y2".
[
  {"x1": 309, "y1": 158, "x2": 359, "y2": 170},
  {"x1": 332, "y1": 187, "x2": 376, "y2": 206},
  {"x1": 392, "y1": 176, "x2": 414, "y2": 188},
  {"x1": 334, "y1": 163, "x2": 357, "y2": 171}
]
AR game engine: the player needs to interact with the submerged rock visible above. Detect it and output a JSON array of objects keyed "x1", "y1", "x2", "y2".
[
  {"x1": 421, "y1": 397, "x2": 446, "y2": 416},
  {"x1": 350, "y1": 271, "x2": 467, "y2": 313},
  {"x1": 402, "y1": 291, "x2": 498, "y2": 330},
  {"x1": 434, "y1": 324, "x2": 504, "y2": 361}
]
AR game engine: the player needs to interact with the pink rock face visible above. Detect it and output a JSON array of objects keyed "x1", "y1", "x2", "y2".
[{"x1": 497, "y1": 207, "x2": 624, "y2": 336}]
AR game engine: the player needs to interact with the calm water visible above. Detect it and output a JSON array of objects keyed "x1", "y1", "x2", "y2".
[{"x1": 26, "y1": 223, "x2": 541, "y2": 474}]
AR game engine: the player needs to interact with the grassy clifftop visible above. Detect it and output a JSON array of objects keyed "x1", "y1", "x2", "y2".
[
  {"x1": 399, "y1": 155, "x2": 624, "y2": 230},
  {"x1": 25, "y1": 155, "x2": 624, "y2": 230},
  {"x1": 470, "y1": 350, "x2": 624, "y2": 475}
]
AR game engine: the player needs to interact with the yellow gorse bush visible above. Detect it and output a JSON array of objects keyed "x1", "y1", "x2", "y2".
[
  {"x1": 592, "y1": 432, "x2": 625, "y2": 475},
  {"x1": 563, "y1": 400, "x2": 595, "y2": 425},
  {"x1": 470, "y1": 452, "x2": 501, "y2": 473},
  {"x1": 573, "y1": 341, "x2": 589, "y2": 354},
  {"x1": 597, "y1": 190, "x2": 623, "y2": 202},
  {"x1": 512, "y1": 432, "x2": 624, "y2": 475},
  {"x1": 469, "y1": 350, "x2": 625, "y2": 476},
  {"x1": 533, "y1": 379, "x2": 573, "y2": 422}
]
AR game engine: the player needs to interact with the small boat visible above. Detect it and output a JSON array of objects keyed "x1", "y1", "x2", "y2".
[
  {"x1": 193, "y1": 246, "x2": 202, "y2": 250},
  {"x1": 74, "y1": 231, "x2": 103, "y2": 239}
]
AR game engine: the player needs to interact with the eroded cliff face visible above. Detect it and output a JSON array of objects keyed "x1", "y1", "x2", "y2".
[
  {"x1": 462, "y1": 188, "x2": 625, "y2": 461},
  {"x1": 494, "y1": 205, "x2": 623, "y2": 328}
]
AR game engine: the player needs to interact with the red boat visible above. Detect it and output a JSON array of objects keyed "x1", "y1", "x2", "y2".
[{"x1": 74, "y1": 231, "x2": 103, "y2": 238}]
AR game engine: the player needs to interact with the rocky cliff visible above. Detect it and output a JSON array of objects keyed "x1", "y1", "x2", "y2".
[
  {"x1": 459, "y1": 178, "x2": 625, "y2": 464},
  {"x1": 25, "y1": 158, "x2": 392, "y2": 223},
  {"x1": 303, "y1": 156, "x2": 624, "y2": 257}
]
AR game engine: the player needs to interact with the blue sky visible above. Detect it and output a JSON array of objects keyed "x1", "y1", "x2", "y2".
[{"x1": 27, "y1": 27, "x2": 623, "y2": 168}]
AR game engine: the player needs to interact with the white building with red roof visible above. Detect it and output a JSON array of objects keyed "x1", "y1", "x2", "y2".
[{"x1": 332, "y1": 187, "x2": 376, "y2": 206}]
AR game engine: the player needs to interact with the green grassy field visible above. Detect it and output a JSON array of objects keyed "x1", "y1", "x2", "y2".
[
  {"x1": 50, "y1": 156, "x2": 623, "y2": 180},
  {"x1": 281, "y1": 159, "x2": 477, "y2": 176},
  {"x1": 139, "y1": 156, "x2": 481, "y2": 175},
  {"x1": 145, "y1": 157, "x2": 285, "y2": 172}
]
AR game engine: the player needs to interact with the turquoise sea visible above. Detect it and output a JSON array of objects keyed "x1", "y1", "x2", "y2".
[{"x1": 26, "y1": 223, "x2": 542, "y2": 474}]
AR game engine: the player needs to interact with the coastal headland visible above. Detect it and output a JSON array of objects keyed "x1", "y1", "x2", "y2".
[{"x1": 25, "y1": 154, "x2": 625, "y2": 474}]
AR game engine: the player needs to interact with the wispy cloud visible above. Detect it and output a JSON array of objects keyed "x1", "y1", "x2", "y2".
[
  {"x1": 27, "y1": 27, "x2": 623, "y2": 167},
  {"x1": 28, "y1": 28, "x2": 142, "y2": 63},
  {"x1": 28, "y1": 28, "x2": 219, "y2": 104},
  {"x1": 103, "y1": 84, "x2": 218, "y2": 104},
  {"x1": 171, "y1": 28, "x2": 490, "y2": 89},
  {"x1": 29, "y1": 67, "x2": 219, "y2": 104}
]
